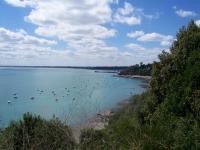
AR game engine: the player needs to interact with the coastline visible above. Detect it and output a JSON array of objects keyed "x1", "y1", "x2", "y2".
[
  {"x1": 114, "y1": 74, "x2": 151, "y2": 82},
  {"x1": 71, "y1": 98, "x2": 132, "y2": 142},
  {"x1": 115, "y1": 74, "x2": 151, "y2": 89},
  {"x1": 71, "y1": 74, "x2": 150, "y2": 141}
]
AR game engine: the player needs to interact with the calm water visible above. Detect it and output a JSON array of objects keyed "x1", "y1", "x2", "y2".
[{"x1": 0, "y1": 67, "x2": 145, "y2": 127}]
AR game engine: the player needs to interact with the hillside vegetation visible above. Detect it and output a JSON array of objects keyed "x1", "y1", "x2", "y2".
[
  {"x1": 0, "y1": 21, "x2": 200, "y2": 149},
  {"x1": 119, "y1": 63, "x2": 152, "y2": 76},
  {"x1": 80, "y1": 20, "x2": 200, "y2": 149}
]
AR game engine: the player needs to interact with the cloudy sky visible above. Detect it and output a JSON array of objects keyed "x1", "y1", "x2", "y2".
[{"x1": 0, "y1": 0, "x2": 199, "y2": 66}]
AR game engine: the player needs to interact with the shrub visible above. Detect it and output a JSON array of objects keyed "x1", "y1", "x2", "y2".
[{"x1": 0, "y1": 113, "x2": 76, "y2": 150}]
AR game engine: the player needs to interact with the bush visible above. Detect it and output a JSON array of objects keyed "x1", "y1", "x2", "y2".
[
  {"x1": 79, "y1": 129, "x2": 111, "y2": 150},
  {"x1": 0, "y1": 113, "x2": 76, "y2": 150}
]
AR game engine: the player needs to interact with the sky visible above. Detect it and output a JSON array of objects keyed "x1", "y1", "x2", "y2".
[{"x1": 0, "y1": 0, "x2": 199, "y2": 66}]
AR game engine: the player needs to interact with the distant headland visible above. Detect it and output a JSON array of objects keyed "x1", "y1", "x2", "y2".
[{"x1": 0, "y1": 65, "x2": 128, "y2": 71}]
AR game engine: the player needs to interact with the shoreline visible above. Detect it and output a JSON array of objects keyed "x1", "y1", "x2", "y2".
[
  {"x1": 71, "y1": 75, "x2": 150, "y2": 141},
  {"x1": 114, "y1": 74, "x2": 151, "y2": 82},
  {"x1": 114, "y1": 74, "x2": 151, "y2": 89},
  {"x1": 71, "y1": 98, "x2": 131, "y2": 142}
]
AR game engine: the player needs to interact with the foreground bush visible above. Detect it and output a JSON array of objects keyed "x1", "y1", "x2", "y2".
[
  {"x1": 80, "y1": 129, "x2": 111, "y2": 150},
  {"x1": 0, "y1": 113, "x2": 76, "y2": 150}
]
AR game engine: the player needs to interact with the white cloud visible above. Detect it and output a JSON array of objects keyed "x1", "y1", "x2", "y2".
[
  {"x1": 173, "y1": 6, "x2": 197, "y2": 18},
  {"x1": 25, "y1": 0, "x2": 114, "y2": 25},
  {"x1": 18, "y1": 0, "x2": 118, "y2": 58},
  {"x1": 0, "y1": 27, "x2": 77, "y2": 66},
  {"x1": 35, "y1": 25, "x2": 116, "y2": 41},
  {"x1": 5, "y1": 0, "x2": 36, "y2": 7},
  {"x1": 0, "y1": 27, "x2": 134, "y2": 66},
  {"x1": 195, "y1": 20, "x2": 200, "y2": 27},
  {"x1": 0, "y1": 27, "x2": 158, "y2": 66},
  {"x1": 127, "y1": 30, "x2": 174, "y2": 46},
  {"x1": 125, "y1": 43, "x2": 170, "y2": 63},
  {"x1": 176, "y1": 9, "x2": 196, "y2": 17},
  {"x1": 127, "y1": 31, "x2": 144, "y2": 38},
  {"x1": 137, "y1": 33, "x2": 174, "y2": 46},
  {"x1": 2, "y1": 0, "x2": 162, "y2": 66},
  {"x1": 117, "y1": 2, "x2": 134, "y2": 15},
  {"x1": 0, "y1": 27, "x2": 57, "y2": 46},
  {"x1": 125, "y1": 43, "x2": 145, "y2": 51},
  {"x1": 113, "y1": 2, "x2": 141, "y2": 25},
  {"x1": 113, "y1": 2, "x2": 159, "y2": 26},
  {"x1": 114, "y1": 14, "x2": 141, "y2": 25}
]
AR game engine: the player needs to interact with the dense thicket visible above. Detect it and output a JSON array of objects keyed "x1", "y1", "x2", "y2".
[
  {"x1": 119, "y1": 63, "x2": 152, "y2": 76},
  {"x1": 142, "y1": 20, "x2": 200, "y2": 149}
]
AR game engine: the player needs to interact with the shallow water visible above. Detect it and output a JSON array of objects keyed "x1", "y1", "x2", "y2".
[{"x1": 0, "y1": 67, "x2": 145, "y2": 127}]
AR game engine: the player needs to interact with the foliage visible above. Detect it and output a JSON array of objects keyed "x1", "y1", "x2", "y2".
[
  {"x1": 119, "y1": 62, "x2": 152, "y2": 76},
  {"x1": 79, "y1": 129, "x2": 111, "y2": 150},
  {"x1": 0, "y1": 113, "x2": 76, "y2": 150},
  {"x1": 79, "y1": 20, "x2": 200, "y2": 149}
]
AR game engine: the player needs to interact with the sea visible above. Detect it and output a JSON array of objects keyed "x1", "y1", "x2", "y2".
[{"x1": 0, "y1": 67, "x2": 145, "y2": 127}]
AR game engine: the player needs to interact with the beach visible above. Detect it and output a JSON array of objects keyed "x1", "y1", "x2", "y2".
[
  {"x1": 71, "y1": 74, "x2": 150, "y2": 141},
  {"x1": 114, "y1": 74, "x2": 151, "y2": 81},
  {"x1": 71, "y1": 98, "x2": 132, "y2": 142}
]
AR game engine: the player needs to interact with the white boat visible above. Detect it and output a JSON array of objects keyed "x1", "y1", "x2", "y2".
[{"x1": 8, "y1": 101, "x2": 11, "y2": 104}]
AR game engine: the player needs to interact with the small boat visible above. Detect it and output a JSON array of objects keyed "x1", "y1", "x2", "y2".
[
  {"x1": 13, "y1": 93, "x2": 17, "y2": 96},
  {"x1": 30, "y1": 97, "x2": 35, "y2": 100},
  {"x1": 55, "y1": 99, "x2": 58, "y2": 101},
  {"x1": 73, "y1": 98, "x2": 75, "y2": 101},
  {"x1": 13, "y1": 96, "x2": 18, "y2": 99},
  {"x1": 8, "y1": 101, "x2": 11, "y2": 104}
]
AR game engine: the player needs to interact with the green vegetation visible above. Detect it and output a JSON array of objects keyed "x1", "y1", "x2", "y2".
[
  {"x1": 0, "y1": 113, "x2": 76, "y2": 150},
  {"x1": 0, "y1": 21, "x2": 199, "y2": 149},
  {"x1": 80, "y1": 20, "x2": 200, "y2": 149},
  {"x1": 119, "y1": 63, "x2": 152, "y2": 76}
]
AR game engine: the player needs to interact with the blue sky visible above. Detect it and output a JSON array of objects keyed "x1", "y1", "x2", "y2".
[{"x1": 0, "y1": 0, "x2": 199, "y2": 66}]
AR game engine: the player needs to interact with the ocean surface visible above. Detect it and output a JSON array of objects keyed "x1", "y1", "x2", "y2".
[{"x1": 0, "y1": 67, "x2": 145, "y2": 127}]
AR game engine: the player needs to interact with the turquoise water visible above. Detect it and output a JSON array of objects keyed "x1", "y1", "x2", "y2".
[{"x1": 0, "y1": 67, "x2": 145, "y2": 127}]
